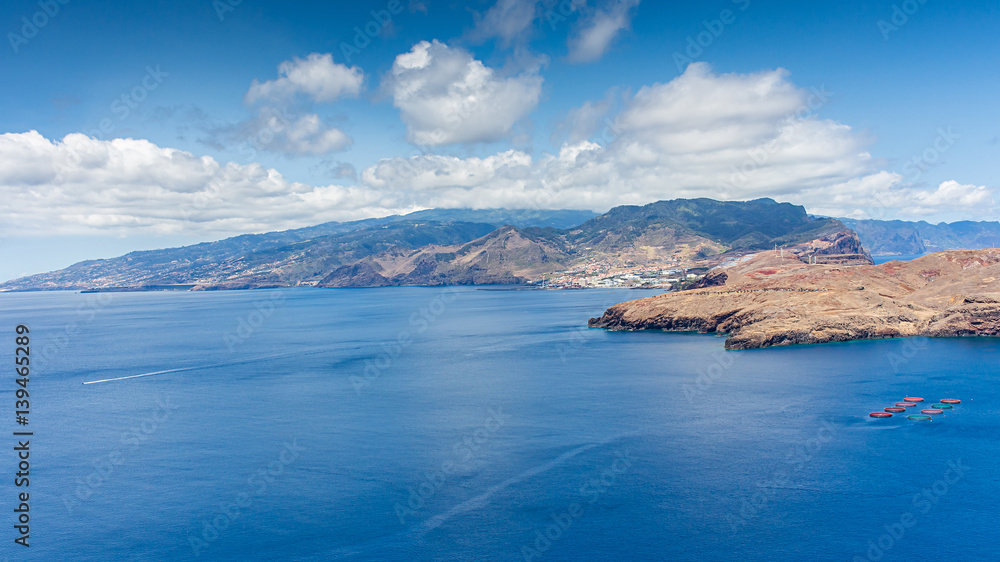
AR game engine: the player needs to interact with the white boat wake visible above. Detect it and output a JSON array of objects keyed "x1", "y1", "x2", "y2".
[{"x1": 81, "y1": 347, "x2": 333, "y2": 384}]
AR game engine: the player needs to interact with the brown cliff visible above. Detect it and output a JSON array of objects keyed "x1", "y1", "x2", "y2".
[{"x1": 588, "y1": 249, "x2": 1000, "y2": 349}]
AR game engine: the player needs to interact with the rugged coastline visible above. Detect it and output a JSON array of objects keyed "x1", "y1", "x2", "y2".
[{"x1": 588, "y1": 249, "x2": 1000, "y2": 349}]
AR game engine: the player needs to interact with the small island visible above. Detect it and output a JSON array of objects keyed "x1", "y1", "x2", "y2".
[{"x1": 589, "y1": 249, "x2": 1000, "y2": 349}]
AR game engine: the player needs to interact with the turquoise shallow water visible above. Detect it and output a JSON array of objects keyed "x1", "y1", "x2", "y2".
[{"x1": 0, "y1": 287, "x2": 997, "y2": 561}]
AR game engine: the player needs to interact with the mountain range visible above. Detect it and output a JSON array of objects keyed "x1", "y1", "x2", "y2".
[
  {"x1": 4, "y1": 199, "x2": 999, "y2": 291},
  {"x1": 1, "y1": 198, "x2": 869, "y2": 291},
  {"x1": 840, "y1": 218, "x2": 1000, "y2": 256}
]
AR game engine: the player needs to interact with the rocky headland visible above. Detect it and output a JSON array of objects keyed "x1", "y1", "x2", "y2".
[{"x1": 589, "y1": 249, "x2": 1000, "y2": 349}]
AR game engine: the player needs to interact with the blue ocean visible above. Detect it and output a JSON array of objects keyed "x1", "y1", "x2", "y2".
[{"x1": 1, "y1": 287, "x2": 997, "y2": 561}]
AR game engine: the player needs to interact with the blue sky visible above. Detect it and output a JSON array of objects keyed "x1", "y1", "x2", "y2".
[{"x1": 1, "y1": 0, "x2": 998, "y2": 280}]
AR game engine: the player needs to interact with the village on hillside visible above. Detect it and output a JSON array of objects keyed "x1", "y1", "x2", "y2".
[{"x1": 529, "y1": 257, "x2": 711, "y2": 290}]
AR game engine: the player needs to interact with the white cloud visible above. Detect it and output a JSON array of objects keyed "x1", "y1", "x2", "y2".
[
  {"x1": 2, "y1": 67, "x2": 991, "y2": 240},
  {"x1": 233, "y1": 53, "x2": 360, "y2": 155},
  {"x1": 468, "y1": 0, "x2": 538, "y2": 46},
  {"x1": 384, "y1": 40, "x2": 543, "y2": 145},
  {"x1": 829, "y1": 177, "x2": 996, "y2": 220},
  {"x1": 915, "y1": 180, "x2": 994, "y2": 208},
  {"x1": 362, "y1": 63, "x2": 995, "y2": 218},
  {"x1": 204, "y1": 107, "x2": 353, "y2": 156},
  {"x1": 245, "y1": 53, "x2": 364, "y2": 104},
  {"x1": 567, "y1": 0, "x2": 640, "y2": 63},
  {"x1": 269, "y1": 113, "x2": 352, "y2": 155},
  {"x1": 0, "y1": 131, "x2": 407, "y2": 236}
]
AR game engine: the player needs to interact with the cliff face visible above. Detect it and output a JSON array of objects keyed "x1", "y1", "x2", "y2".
[{"x1": 589, "y1": 249, "x2": 1000, "y2": 349}]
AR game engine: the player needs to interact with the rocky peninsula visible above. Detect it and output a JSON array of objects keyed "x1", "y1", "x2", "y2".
[{"x1": 589, "y1": 249, "x2": 1000, "y2": 349}]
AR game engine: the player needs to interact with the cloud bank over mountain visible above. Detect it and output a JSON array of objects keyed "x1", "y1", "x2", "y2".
[{"x1": 0, "y1": 61, "x2": 992, "y2": 237}]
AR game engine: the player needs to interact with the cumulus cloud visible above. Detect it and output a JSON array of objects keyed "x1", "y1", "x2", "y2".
[
  {"x1": 0, "y1": 131, "x2": 406, "y2": 236},
  {"x1": 567, "y1": 0, "x2": 640, "y2": 63},
  {"x1": 468, "y1": 0, "x2": 539, "y2": 46},
  {"x1": 916, "y1": 180, "x2": 994, "y2": 209},
  {"x1": 2, "y1": 66, "x2": 991, "y2": 238},
  {"x1": 363, "y1": 63, "x2": 995, "y2": 218},
  {"x1": 232, "y1": 53, "x2": 361, "y2": 155},
  {"x1": 384, "y1": 40, "x2": 543, "y2": 145},
  {"x1": 245, "y1": 53, "x2": 364, "y2": 104},
  {"x1": 827, "y1": 177, "x2": 996, "y2": 220},
  {"x1": 201, "y1": 107, "x2": 353, "y2": 157},
  {"x1": 264, "y1": 113, "x2": 352, "y2": 155}
]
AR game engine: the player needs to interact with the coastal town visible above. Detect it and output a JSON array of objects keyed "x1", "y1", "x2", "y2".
[
  {"x1": 529, "y1": 258, "x2": 710, "y2": 290},
  {"x1": 528, "y1": 244, "x2": 865, "y2": 290}
]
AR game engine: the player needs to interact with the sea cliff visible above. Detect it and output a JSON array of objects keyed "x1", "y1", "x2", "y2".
[{"x1": 589, "y1": 249, "x2": 1000, "y2": 349}]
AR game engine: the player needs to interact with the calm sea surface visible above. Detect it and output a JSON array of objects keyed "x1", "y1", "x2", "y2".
[{"x1": 0, "y1": 287, "x2": 997, "y2": 561}]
